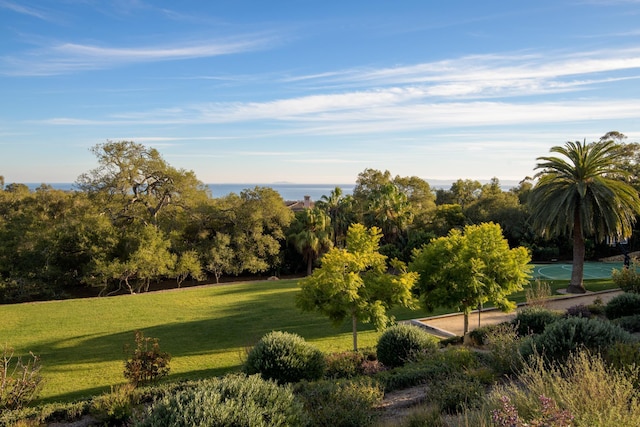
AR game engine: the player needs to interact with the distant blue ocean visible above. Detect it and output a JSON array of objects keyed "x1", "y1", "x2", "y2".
[
  {"x1": 207, "y1": 184, "x2": 355, "y2": 201},
  {"x1": 25, "y1": 183, "x2": 355, "y2": 202},
  {"x1": 24, "y1": 179, "x2": 517, "y2": 201}
]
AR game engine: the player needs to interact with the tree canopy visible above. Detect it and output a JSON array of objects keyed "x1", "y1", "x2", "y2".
[
  {"x1": 297, "y1": 223, "x2": 418, "y2": 351},
  {"x1": 410, "y1": 222, "x2": 531, "y2": 334}
]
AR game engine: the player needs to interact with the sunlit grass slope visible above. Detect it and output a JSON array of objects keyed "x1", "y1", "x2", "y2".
[{"x1": 0, "y1": 279, "x2": 436, "y2": 403}]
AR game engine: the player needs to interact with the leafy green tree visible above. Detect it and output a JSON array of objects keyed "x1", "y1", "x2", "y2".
[
  {"x1": 394, "y1": 175, "x2": 436, "y2": 226},
  {"x1": 464, "y1": 177, "x2": 528, "y2": 246},
  {"x1": 231, "y1": 187, "x2": 294, "y2": 275},
  {"x1": 288, "y1": 207, "x2": 333, "y2": 275},
  {"x1": 202, "y1": 232, "x2": 235, "y2": 284},
  {"x1": 297, "y1": 223, "x2": 418, "y2": 351},
  {"x1": 95, "y1": 223, "x2": 176, "y2": 295},
  {"x1": 449, "y1": 179, "x2": 482, "y2": 208},
  {"x1": 530, "y1": 136, "x2": 640, "y2": 293},
  {"x1": 175, "y1": 250, "x2": 204, "y2": 287},
  {"x1": 427, "y1": 203, "x2": 466, "y2": 236},
  {"x1": 0, "y1": 187, "x2": 117, "y2": 300},
  {"x1": 410, "y1": 222, "x2": 531, "y2": 334},
  {"x1": 77, "y1": 140, "x2": 209, "y2": 227}
]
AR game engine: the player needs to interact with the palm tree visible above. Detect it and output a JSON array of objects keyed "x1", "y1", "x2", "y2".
[
  {"x1": 289, "y1": 208, "x2": 333, "y2": 275},
  {"x1": 530, "y1": 137, "x2": 640, "y2": 293},
  {"x1": 364, "y1": 182, "x2": 413, "y2": 245},
  {"x1": 316, "y1": 187, "x2": 354, "y2": 247}
]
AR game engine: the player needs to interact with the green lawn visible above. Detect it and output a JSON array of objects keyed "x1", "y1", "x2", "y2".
[
  {"x1": 0, "y1": 279, "x2": 440, "y2": 403},
  {"x1": 0, "y1": 277, "x2": 616, "y2": 403}
]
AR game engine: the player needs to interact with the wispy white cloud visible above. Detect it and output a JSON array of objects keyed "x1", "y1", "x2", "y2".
[
  {"x1": 32, "y1": 46, "x2": 640, "y2": 140},
  {"x1": 40, "y1": 99, "x2": 640, "y2": 137},
  {"x1": 2, "y1": 33, "x2": 279, "y2": 76},
  {"x1": 288, "y1": 48, "x2": 640, "y2": 98},
  {"x1": 0, "y1": 0, "x2": 54, "y2": 21}
]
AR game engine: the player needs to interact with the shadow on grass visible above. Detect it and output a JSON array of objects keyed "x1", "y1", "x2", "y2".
[
  {"x1": 37, "y1": 366, "x2": 235, "y2": 405},
  {"x1": 29, "y1": 282, "x2": 389, "y2": 401}
]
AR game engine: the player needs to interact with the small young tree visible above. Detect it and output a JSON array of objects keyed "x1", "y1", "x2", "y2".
[
  {"x1": 297, "y1": 223, "x2": 418, "y2": 351},
  {"x1": 123, "y1": 331, "x2": 171, "y2": 387},
  {"x1": 410, "y1": 222, "x2": 531, "y2": 334}
]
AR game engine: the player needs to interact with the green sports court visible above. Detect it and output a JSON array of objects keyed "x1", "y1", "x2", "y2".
[{"x1": 532, "y1": 262, "x2": 625, "y2": 280}]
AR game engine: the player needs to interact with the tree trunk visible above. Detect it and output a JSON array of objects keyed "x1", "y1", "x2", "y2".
[
  {"x1": 568, "y1": 209, "x2": 586, "y2": 293},
  {"x1": 306, "y1": 257, "x2": 313, "y2": 276},
  {"x1": 352, "y1": 314, "x2": 358, "y2": 352},
  {"x1": 463, "y1": 311, "x2": 469, "y2": 335}
]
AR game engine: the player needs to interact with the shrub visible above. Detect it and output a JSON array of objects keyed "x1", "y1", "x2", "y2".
[
  {"x1": 375, "y1": 347, "x2": 478, "y2": 392},
  {"x1": 511, "y1": 307, "x2": 562, "y2": 336},
  {"x1": 587, "y1": 296, "x2": 605, "y2": 316},
  {"x1": 432, "y1": 375, "x2": 483, "y2": 414},
  {"x1": 467, "y1": 322, "x2": 508, "y2": 346},
  {"x1": 375, "y1": 356, "x2": 456, "y2": 393},
  {"x1": 525, "y1": 280, "x2": 552, "y2": 307},
  {"x1": 134, "y1": 374, "x2": 307, "y2": 427},
  {"x1": 521, "y1": 316, "x2": 633, "y2": 363},
  {"x1": 489, "y1": 350, "x2": 640, "y2": 427},
  {"x1": 612, "y1": 314, "x2": 640, "y2": 333},
  {"x1": 605, "y1": 292, "x2": 640, "y2": 319},
  {"x1": 439, "y1": 346, "x2": 479, "y2": 371},
  {"x1": 376, "y1": 324, "x2": 439, "y2": 368},
  {"x1": 123, "y1": 331, "x2": 171, "y2": 387},
  {"x1": 565, "y1": 304, "x2": 594, "y2": 319},
  {"x1": 92, "y1": 383, "x2": 137, "y2": 425},
  {"x1": 324, "y1": 351, "x2": 365, "y2": 380},
  {"x1": 324, "y1": 348, "x2": 380, "y2": 379},
  {"x1": 0, "y1": 346, "x2": 43, "y2": 411},
  {"x1": 400, "y1": 406, "x2": 446, "y2": 427},
  {"x1": 484, "y1": 323, "x2": 524, "y2": 376},
  {"x1": 491, "y1": 395, "x2": 574, "y2": 427},
  {"x1": 606, "y1": 342, "x2": 640, "y2": 371},
  {"x1": 295, "y1": 378, "x2": 383, "y2": 427},
  {"x1": 244, "y1": 331, "x2": 325, "y2": 384},
  {"x1": 612, "y1": 262, "x2": 640, "y2": 293}
]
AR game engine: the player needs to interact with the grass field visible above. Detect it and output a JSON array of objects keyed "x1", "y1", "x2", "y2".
[
  {"x1": 0, "y1": 279, "x2": 440, "y2": 403},
  {"x1": 0, "y1": 276, "x2": 617, "y2": 403}
]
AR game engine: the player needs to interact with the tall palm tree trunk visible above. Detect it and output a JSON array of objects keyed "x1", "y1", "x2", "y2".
[
  {"x1": 306, "y1": 257, "x2": 313, "y2": 276},
  {"x1": 568, "y1": 210, "x2": 586, "y2": 293}
]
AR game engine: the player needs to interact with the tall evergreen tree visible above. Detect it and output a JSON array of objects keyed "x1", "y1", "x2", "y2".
[{"x1": 530, "y1": 136, "x2": 640, "y2": 293}]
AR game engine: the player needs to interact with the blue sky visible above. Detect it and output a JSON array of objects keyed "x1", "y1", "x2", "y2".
[{"x1": 2, "y1": 1, "x2": 640, "y2": 185}]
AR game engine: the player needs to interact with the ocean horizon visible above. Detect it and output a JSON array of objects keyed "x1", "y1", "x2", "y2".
[{"x1": 22, "y1": 179, "x2": 520, "y2": 202}]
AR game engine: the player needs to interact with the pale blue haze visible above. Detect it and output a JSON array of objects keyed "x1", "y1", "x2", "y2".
[{"x1": 2, "y1": 1, "x2": 640, "y2": 185}]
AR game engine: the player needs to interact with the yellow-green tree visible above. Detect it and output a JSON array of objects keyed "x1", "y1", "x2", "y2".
[
  {"x1": 297, "y1": 223, "x2": 418, "y2": 351},
  {"x1": 410, "y1": 222, "x2": 531, "y2": 334}
]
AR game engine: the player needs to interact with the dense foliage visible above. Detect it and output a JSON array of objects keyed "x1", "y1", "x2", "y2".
[
  {"x1": 134, "y1": 374, "x2": 306, "y2": 427},
  {"x1": 410, "y1": 222, "x2": 532, "y2": 334},
  {"x1": 604, "y1": 292, "x2": 640, "y2": 319},
  {"x1": 376, "y1": 324, "x2": 439, "y2": 368},
  {"x1": 3, "y1": 133, "x2": 640, "y2": 303},
  {"x1": 521, "y1": 316, "x2": 634, "y2": 362},
  {"x1": 243, "y1": 331, "x2": 325, "y2": 384}
]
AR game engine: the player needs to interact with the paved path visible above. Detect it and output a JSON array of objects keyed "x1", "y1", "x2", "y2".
[{"x1": 411, "y1": 289, "x2": 622, "y2": 337}]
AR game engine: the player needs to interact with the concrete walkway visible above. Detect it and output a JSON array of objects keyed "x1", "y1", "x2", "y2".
[{"x1": 410, "y1": 289, "x2": 623, "y2": 337}]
